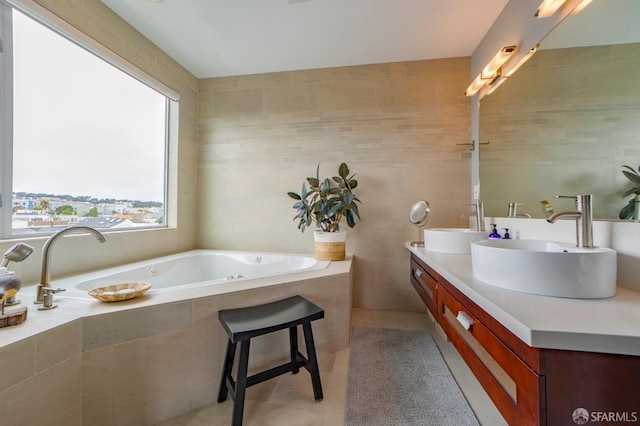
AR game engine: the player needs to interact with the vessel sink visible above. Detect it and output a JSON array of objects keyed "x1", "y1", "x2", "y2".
[
  {"x1": 423, "y1": 228, "x2": 488, "y2": 254},
  {"x1": 471, "y1": 239, "x2": 616, "y2": 299}
]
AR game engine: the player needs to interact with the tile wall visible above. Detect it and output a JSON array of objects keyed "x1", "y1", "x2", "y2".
[{"x1": 198, "y1": 59, "x2": 472, "y2": 310}]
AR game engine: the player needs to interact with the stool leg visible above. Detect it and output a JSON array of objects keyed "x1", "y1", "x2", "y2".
[
  {"x1": 232, "y1": 339, "x2": 251, "y2": 426},
  {"x1": 302, "y1": 322, "x2": 323, "y2": 402},
  {"x1": 218, "y1": 339, "x2": 237, "y2": 403},
  {"x1": 289, "y1": 326, "x2": 299, "y2": 374}
]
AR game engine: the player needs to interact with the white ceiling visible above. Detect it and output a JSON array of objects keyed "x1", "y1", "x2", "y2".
[{"x1": 100, "y1": 0, "x2": 509, "y2": 79}]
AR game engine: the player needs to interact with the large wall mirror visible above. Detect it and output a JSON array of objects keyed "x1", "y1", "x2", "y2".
[{"x1": 479, "y1": 0, "x2": 640, "y2": 220}]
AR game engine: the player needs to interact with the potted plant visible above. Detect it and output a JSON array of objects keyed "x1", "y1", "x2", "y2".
[
  {"x1": 619, "y1": 164, "x2": 640, "y2": 220},
  {"x1": 287, "y1": 162, "x2": 361, "y2": 260}
]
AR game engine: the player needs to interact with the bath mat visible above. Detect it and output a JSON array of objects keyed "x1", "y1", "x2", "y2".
[{"x1": 345, "y1": 327, "x2": 479, "y2": 426}]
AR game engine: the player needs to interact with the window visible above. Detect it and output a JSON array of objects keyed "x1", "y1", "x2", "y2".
[{"x1": 0, "y1": 1, "x2": 178, "y2": 237}]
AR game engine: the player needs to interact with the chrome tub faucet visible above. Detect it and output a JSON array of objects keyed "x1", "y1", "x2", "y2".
[{"x1": 36, "y1": 226, "x2": 106, "y2": 309}]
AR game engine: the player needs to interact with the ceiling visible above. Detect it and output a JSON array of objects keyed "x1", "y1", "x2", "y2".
[{"x1": 100, "y1": 0, "x2": 509, "y2": 79}]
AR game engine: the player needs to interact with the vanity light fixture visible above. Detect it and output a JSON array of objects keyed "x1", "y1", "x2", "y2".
[
  {"x1": 535, "y1": 0, "x2": 566, "y2": 18},
  {"x1": 536, "y1": 0, "x2": 593, "y2": 18},
  {"x1": 570, "y1": 0, "x2": 593, "y2": 15},
  {"x1": 482, "y1": 73, "x2": 505, "y2": 97},
  {"x1": 505, "y1": 44, "x2": 538, "y2": 78},
  {"x1": 465, "y1": 45, "x2": 516, "y2": 97},
  {"x1": 483, "y1": 45, "x2": 538, "y2": 97}
]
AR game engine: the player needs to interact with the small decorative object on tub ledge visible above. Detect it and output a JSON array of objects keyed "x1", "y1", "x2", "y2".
[
  {"x1": 0, "y1": 268, "x2": 27, "y2": 327},
  {"x1": 287, "y1": 162, "x2": 362, "y2": 261},
  {"x1": 88, "y1": 282, "x2": 152, "y2": 302}
]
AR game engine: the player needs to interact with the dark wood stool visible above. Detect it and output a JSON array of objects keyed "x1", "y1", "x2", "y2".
[{"x1": 217, "y1": 295, "x2": 324, "y2": 425}]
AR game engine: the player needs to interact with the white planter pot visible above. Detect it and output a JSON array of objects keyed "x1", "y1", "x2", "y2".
[{"x1": 314, "y1": 230, "x2": 347, "y2": 261}]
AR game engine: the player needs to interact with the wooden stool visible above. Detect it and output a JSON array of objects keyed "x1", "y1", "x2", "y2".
[{"x1": 217, "y1": 295, "x2": 324, "y2": 425}]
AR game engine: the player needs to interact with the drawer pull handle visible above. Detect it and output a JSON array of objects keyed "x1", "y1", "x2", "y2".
[
  {"x1": 414, "y1": 269, "x2": 423, "y2": 279},
  {"x1": 456, "y1": 311, "x2": 474, "y2": 330}
]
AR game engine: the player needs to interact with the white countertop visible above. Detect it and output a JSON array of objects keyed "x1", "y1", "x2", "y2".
[{"x1": 407, "y1": 243, "x2": 640, "y2": 357}]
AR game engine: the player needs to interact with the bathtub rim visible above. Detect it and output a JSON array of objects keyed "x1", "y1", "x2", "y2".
[
  {"x1": 0, "y1": 253, "x2": 352, "y2": 351},
  {"x1": 65, "y1": 249, "x2": 330, "y2": 294}
]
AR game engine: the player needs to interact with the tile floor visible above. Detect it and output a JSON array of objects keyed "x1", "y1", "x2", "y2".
[{"x1": 157, "y1": 308, "x2": 507, "y2": 426}]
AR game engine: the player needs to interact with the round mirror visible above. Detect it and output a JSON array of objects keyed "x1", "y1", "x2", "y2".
[{"x1": 409, "y1": 200, "x2": 430, "y2": 247}]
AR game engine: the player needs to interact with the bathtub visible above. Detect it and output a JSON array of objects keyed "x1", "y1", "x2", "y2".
[
  {"x1": 3, "y1": 251, "x2": 351, "y2": 426},
  {"x1": 59, "y1": 249, "x2": 329, "y2": 297}
]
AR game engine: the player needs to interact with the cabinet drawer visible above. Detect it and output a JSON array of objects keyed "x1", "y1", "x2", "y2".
[
  {"x1": 410, "y1": 257, "x2": 437, "y2": 317},
  {"x1": 438, "y1": 285, "x2": 544, "y2": 425}
]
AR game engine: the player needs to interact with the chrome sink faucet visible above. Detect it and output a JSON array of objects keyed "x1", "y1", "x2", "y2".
[
  {"x1": 507, "y1": 202, "x2": 531, "y2": 218},
  {"x1": 546, "y1": 195, "x2": 593, "y2": 248},
  {"x1": 463, "y1": 202, "x2": 485, "y2": 232},
  {"x1": 35, "y1": 226, "x2": 106, "y2": 309}
]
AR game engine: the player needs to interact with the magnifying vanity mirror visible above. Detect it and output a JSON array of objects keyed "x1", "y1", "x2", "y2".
[
  {"x1": 479, "y1": 0, "x2": 640, "y2": 220},
  {"x1": 409, "y1": 200, "x2": 430, "y2": 247}
]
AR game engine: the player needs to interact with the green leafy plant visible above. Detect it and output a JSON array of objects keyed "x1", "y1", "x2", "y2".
[
  {"x1": 619, "y1": 165, "x2": 640, "y2": 219},
  {"x1": 287, "y1": 162, "x2": 361, "y2": 233}
]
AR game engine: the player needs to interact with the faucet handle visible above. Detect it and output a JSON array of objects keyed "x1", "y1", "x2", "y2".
[
  {"x1": 556, "y1": 194, "x2": 592, "y2": 200},
  {"x1": 556, "y1": 194, "x2": 593, "y2": 207},
  {"x1": 45, "y1": 287, "x2": 65, "y2": 294},
  {"x1": 38, "y1": 287, "x2": 65, "y2": 311}
]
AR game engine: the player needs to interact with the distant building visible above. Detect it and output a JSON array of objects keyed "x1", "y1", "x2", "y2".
[
  {"x1": 77, "y1": 217, "x2": 134, "y2": 229},
  {"x1": 65, "y1": 201, "x2": 94, "y2": 216},
  {"x1": 12, "y1": 196, "x2": 37, "y2": 210},
  {"x1": 97, "y1": 202, "x2": 134, "y2": 215}
]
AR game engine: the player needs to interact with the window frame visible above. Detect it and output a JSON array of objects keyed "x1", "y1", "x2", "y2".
[{"x1": 0, "y1": 0, "x2": 179, "y2": 239}]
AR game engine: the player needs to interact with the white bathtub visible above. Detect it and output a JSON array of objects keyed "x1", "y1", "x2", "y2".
[{"x1": 59, "y1": 249, "x2": 329, "y2": 297}]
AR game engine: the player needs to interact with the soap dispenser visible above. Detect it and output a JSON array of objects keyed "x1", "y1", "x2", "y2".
[
  {"x1": 488, "y1": 224, "x2": 501, "y2": 239},
  {"x1": 502, "y1": 228, "x2": 511, "y2": 239}
]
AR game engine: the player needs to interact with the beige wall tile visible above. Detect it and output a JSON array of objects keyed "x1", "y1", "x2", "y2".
[
  {"x1": 111, "y1": 328, "x2": 199, "y2": 415},
  {"x1": 82, "y1": 346, "x2": 113, "y2": 425},
  {"x1": 376, "y1": 76, "x2": 439, "y2": 107},
  {"x1": 0, "y1": 355, "x2": 82, "y2": 425},
  {"x1": 35, "y1": 319, "x2": 82, "y2": 373},
  {"x1": 264, "y1": 84, "x2": 318, "y2": 114},
  {"x1": 83, "y1": 301, "x2": 193, "y2": 350},
  {"x1": 0, "y1": 338, "x2": 35, "y2": 392},
  {"x1": 213, "y1": 88, "x2": 264, "y2": 116},
  {"x1": 318, "y1": 80, "x2": 376, "y2": 110}
]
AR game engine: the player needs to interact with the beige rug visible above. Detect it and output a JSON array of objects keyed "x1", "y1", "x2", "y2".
[{"x1": 345, "y1": 327, "x2": 479, "y2": 426}]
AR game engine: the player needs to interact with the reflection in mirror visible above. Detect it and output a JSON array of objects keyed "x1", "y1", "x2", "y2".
[{"x1": 479, "y1": 0, "x2": 640, "y2": 220}]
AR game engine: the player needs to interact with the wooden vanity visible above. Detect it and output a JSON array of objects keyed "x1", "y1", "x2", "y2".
[{"x1": 409, "y1": 249, "x2": 640, "y2": 426}]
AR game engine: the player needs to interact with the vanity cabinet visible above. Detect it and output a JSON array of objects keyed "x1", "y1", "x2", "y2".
[
  {"x1": 437, "y1": 276, "x2": 544, "y2": 425},
  {"x1": 410, "y1": 256, "x2": 438, "y2": 318},
  {"x1": 409, "y1": 253, "x2": 640, "y2": 426}
]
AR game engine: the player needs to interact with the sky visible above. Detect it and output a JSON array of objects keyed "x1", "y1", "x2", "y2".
[{"x1": 12, "y1": 10, "x2": 166, "y2": 202}]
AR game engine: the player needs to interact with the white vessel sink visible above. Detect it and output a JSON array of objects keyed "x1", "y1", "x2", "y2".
[
  {"x1": 471, "y1": 239, "x2": 617, "y2": 299},
  {"x1": 424, "y1": 228, "x2": 488, "y2": 254}
]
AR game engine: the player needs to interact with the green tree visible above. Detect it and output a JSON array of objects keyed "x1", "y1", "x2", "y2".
[
  {"x1": 85, "y1": 207, "x2": 98, "y2": 217},
  {"x1": 56, "y1": 205, "x2": 75, "y2": 215},
  {"x1": 38, "y1": 199, "x2": 50, "y2": 212}
]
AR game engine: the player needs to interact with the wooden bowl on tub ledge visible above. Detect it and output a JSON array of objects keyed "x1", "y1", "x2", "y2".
[{"x1": 88, "y1": 282, "x2": 152, "y2": 302}]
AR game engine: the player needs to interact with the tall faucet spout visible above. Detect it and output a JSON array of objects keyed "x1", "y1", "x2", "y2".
[
  {"x1": 36, "y1": 226, "x2": 106, "y2": 304},
  {"x1": 545, "y1": 194, "x2": 593, "y2": 248},
  {"x1": 546, "y1": 211, "x2": 581, "y2": 223}
]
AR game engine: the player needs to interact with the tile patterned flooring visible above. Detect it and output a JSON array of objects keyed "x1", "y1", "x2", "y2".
[{"x1": 157, "y1": 308, "x2": 507, "y2": 426}]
